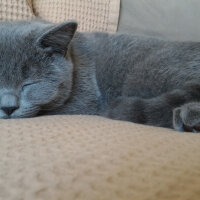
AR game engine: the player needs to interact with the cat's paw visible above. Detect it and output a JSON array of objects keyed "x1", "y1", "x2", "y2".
[{"x1": 173, "y1": 102, "x2": 200, "y2": 133}]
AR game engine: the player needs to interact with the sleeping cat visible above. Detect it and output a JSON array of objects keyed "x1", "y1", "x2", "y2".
[{"x1": 0, "y1": 20, "x2": 200, "y2": 132}]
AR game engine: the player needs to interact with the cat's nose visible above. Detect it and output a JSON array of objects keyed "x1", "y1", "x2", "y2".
[
  {"x1": 1, "y1": 106, "x2": 18, "y2": 116},
  {"x1": 1, "y1": 93, "x2": 19, "y2": 116}
]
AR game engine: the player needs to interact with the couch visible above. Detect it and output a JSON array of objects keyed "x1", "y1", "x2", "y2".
[{"x1": 0, "y1": 1, "x2": 200, "y2": 200}]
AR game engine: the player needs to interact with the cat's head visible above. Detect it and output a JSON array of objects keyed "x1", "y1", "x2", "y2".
[{"x1": 0, "y1": 20, "x2": 77, "y2": 118}]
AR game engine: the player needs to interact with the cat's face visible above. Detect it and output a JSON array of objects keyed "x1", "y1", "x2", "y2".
[{"x1": 0, "y1": 20, "x2": 77, "y2": 118}]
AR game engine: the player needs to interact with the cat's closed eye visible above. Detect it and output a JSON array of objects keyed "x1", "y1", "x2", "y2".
[{"x1": 22, "y1": 81, "x2": 41, "y2": 91}]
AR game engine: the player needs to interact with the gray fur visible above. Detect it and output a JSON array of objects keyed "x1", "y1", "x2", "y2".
[{"x1": 1, "y1": 20, "x2": 200, "y2": 132}]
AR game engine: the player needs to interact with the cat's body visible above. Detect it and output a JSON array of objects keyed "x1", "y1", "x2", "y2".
[{"x1": 1, "y1": 20, "x2": 200, "y2": 132}]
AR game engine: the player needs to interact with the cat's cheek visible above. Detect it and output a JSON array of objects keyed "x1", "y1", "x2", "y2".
[
  {"x1": 0, "y1": 109, "x2": 9, "y2": 119},
  {"x1": 23, "y1": 85, "x2": 58, "y2": 105},
  {"x1": 10, "y1": 101, "x2": 40, "y2": 118}
]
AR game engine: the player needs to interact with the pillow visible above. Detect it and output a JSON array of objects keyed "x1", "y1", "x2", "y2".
[
  {"x1": 118, "y1": 0, "x2": 200, "y2": 41},
  {"x1": 0, "y1": 0, "x2": 34, "y2": 21},
  {"x1": 32, "y1": 0, "x2": 120, "y2": 32}
]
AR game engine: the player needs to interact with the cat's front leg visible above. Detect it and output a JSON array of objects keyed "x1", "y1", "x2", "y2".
[
  {"x1": 103, "y1": 96, "x2": 173, "y2": 128},
  {"x1": 102, "y1": 96, "x2": 147, "y2": 124},
  {"x1": 173, "y1": 102, "x2": 200, "y2": 133},
  {"x1": 103, "y1": 81, "x2": 200, "y2": 131}
]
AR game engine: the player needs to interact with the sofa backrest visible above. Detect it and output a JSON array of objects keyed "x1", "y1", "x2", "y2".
[
  {"x1": 118, "y1": 0, "x2": 200, "y2": 41},
  {"x1": 32, "y1": 0, "x2": 120, "y2": 33}
]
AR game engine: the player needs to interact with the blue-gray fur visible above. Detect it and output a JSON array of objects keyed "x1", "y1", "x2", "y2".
[{"x1": 1, "y1": 20, "x2": 200, "y2": 132}]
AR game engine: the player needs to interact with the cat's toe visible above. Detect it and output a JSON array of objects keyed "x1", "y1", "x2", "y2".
[
  {"x1": 182, "y1": 124, "x2": 200, "y2": 133},
  {"x1": 173, "y1": 107, "x2": 185, "y2": 132},
  {"x1": 173, "y1": 103, "x2": 200, "y2": 133}
]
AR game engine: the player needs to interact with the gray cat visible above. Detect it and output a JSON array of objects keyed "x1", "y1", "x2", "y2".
[{"x1": 1, "y1": 20, "x2": 200, "y2": 132}]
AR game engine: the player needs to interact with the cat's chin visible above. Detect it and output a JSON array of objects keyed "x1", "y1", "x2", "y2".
[
  {"x1": 8, "y1": 115, "x2": 36, "y2": 119},
  {"x1": 2, "y1": 113, "x2": 37, "y2": 119},
  {"x1": 10, "y1": 113, "x2": 38, "y2": 119},
  {"x1": 8, "y1": 106, "x2": 40, "y2": 119}
]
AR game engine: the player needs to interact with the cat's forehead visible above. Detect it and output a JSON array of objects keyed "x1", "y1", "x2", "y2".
[
  {"x1": 0, "y1": 20, "x2": 50, "y2": 48},
  {"x1": 0, "y1": 21, "x2": 46, "y2": 64},
  {"x1": 0, "y1": 20, "x2": 50, "y2": 35},
  {"x1": 0, "y1": 22, "x2": 50, "y2": 83},
  {"x1": 0, "y1": 23, "x2": 33, "y2": 54},
  {"x1": 0, "y1": 36, "x2": 32, "y2": 69}
]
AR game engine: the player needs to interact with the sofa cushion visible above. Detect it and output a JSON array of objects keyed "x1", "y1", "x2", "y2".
[
  {"x1": 32, "y1": 0, "x2": 120, "y2": 32},
  {"x1": 0, "y1": 0, "x2": 34, "y2": 21},
  {"x1": 0, "y1": 115, "x2": 200, "y2": 200},
  {"x1": 118, "y1": 0, "x2": 200, "y2": 41}
]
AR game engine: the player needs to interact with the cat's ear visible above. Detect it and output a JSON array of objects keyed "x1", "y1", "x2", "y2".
[{"x1": 37, "y1": 21, "x2": 77, "y2": 55}]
